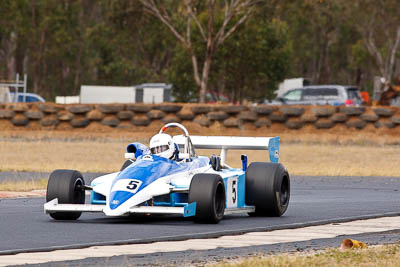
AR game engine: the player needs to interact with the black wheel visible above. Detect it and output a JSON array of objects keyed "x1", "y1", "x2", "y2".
[
  {"x1": 188, "y1": 173, "x2": 225, "y2": 223},
  {"x1": 120, "y1": 159, "x2": 134, "y2": 171},
  {"x1": 46, "y1": 169, "x2": 85, "y2": 220},
  {"x1": 245, "y1": 162, "x2": 290, "y2": 217}
]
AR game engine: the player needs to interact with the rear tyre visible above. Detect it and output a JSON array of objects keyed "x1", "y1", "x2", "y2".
[
  {"x1": 120, "y1": 159, "x2": 134, "y2": 171},
  {"x1": 46, "y1": 169, "x2": 85, "y2": 220},
  {"x1": 188, "y1": 174, "x2": 225, "y2": 223},
  {"x1": 245, "y1": 162, "x2": 290, "y2": 217}
]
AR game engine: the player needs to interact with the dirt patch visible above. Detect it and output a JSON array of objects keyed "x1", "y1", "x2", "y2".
[{"x1": 0, "y1": 121, "x2": 399, "y2": 145}]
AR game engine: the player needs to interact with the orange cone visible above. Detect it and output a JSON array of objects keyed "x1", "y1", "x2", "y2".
[{"x1": 340, "y1": 238, "x2": 367, "y2": 249}]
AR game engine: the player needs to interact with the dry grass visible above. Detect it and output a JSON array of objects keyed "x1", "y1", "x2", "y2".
[
  {"x1": 281, "y1": 144, "x2": 400, "y2": 176},
  {"x1": 0, "y1": 140, "x2": 124, "y2": 173},
  {"x1": 0, "y1": 179, "x2": 47, "y2": 192},
  {"x1": 0, "y1": 140, "x2": 400, "y2": 176},
  {"x1": 212, "y1": 244, "x2": 400, "y2": 267},
  {"x1": 205, "y1": 143, "x2": 400, "y2": 176},
  {"x1": 1, "y1": 122, "x2": 400, "y2": 146}
]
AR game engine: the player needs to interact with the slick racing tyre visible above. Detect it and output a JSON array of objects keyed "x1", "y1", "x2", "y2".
[
  {"x1": 46, "y1": 169, "x2": 85, "y2": 220},
  {"x1": 120, "y1": 159, "x2": 134, "y2": 171},
  {"x1": 188, "y1": 173, "x2": 225, "y2": 223},
  {"x1": 245, "y1": 162, "x2": 290, "y2": 217}
]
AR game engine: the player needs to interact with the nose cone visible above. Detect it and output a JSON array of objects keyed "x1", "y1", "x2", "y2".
[
  {"x1": 107, "y1": 155, "x2": 177, "y2": 211},
  {"x1": 109, "y1": 190, "x2": 134, "y2": 210},
  {"x1": 108, "y1": 177, "x2": 143, "y2": 210}
]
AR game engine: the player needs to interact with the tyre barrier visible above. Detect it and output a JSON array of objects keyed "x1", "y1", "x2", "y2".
[{"x1": 0, "y1": 103, "x2": 399, "y2": 131}]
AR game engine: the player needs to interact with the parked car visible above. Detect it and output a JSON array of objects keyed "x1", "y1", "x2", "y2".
[
  {"x1": 189, "y1": 90, "x2": 233, "y2": 104},
  {"x1": 10, "y1": 92, "x2": 45, "y2": 103},
  {"x1": 206, "y1": 90, "x2": 232, "y2": 103},
  {"x1": 268, "y1": 85, "x2": 363, "y2": 106}
]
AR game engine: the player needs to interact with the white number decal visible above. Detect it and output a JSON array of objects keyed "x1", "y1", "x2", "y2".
[
  {"x1": 127, "y1": 180, "x2": 140, "y2": 191},
  {"x1": 112, "y1": 179, "x2": 142, "y2": 193},
  {"x1": 227, "y1": 177, "x2": 238, "y2": 208},
  {"x1": 232, "y1": 180, "x2": 237, "y2": 204}
]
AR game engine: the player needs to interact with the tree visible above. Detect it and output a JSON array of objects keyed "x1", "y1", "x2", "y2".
[
  {"x1": 278, "y1": 0, "x2": 345, "y2": 84},
  {"x1": 0, "y1": 0, "x2": 28, "y2": 80},
  {"x1": 168, "y1": 45, "x2": 198, "y2": 102},
  {"x1": 342, "y1": 0, "x2": 400, "y2": 82},
  {"x1": 213, "y1": 18, "x2": 291, "y2": 102},
  {"x1": 82, "y1": 0, "x2": 175, "y2": 88},
  {"x1": 139, "y1": 0, "x2": 258, "y2": 103}
]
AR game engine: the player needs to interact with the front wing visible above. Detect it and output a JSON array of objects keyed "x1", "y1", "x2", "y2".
[
  {"x1": 44, "y1": 198, "x2": 255, "y2": 217},
  {"x1": 44, "y1": 198, "x2": 197, "y2": 217}
]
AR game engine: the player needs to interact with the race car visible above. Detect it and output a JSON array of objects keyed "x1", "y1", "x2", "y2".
[{"x1": 44, "y1": 122, "x2": 290, "y2": 223}]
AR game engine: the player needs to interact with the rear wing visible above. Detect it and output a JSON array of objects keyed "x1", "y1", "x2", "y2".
[{"x1": 173, "y1": 135, "x2": 280, "y2": 165}]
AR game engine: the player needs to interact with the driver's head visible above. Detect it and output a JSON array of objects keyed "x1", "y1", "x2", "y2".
[{"x1": 149, "y1": 133, "x2": 175, "y2": 159}]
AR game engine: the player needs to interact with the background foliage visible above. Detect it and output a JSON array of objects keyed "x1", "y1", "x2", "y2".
[{"x1": 0, "y1": 0, "x2": 399, "y2": 102}]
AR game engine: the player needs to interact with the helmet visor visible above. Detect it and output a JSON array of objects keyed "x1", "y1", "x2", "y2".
[{"x1": 150, "y1": 145, "x2": 169, "y2": 155}]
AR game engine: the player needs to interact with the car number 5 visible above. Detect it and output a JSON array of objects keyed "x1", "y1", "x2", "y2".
[
  {"x1": 232, "y1": 180, "x2": 237, "y2": 204},
  {"x1": 227, "y1": 177, "x2": 238, "y2": 208},
  {"x1": 127, "y1": 180, "x2": 140, "y2": 190}
]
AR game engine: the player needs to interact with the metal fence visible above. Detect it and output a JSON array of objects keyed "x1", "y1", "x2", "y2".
[{"x1": 0, "y1": 73, "x2": 27, "y2": 102}]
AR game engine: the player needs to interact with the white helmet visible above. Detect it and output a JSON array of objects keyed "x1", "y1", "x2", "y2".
[{"x1": 149, "y1": 133, "x2": 175, "y2": 159}]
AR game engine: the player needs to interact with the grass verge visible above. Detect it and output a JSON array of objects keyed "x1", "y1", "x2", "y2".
[
  {"x1": 0, "y1": 178, "x2": 48, "y2": 192},
  {"x1": 212, "y1": 244, "x2": 400, "y2": 267},
  {"x1": 1, "y1": 140, "x2": 399, "y2": 176},
  {"x1": 0, "y1": 136, "x2": 399, "y2": 192}
]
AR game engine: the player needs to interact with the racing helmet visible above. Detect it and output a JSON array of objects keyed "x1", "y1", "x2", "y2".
[{"x1": 149, "y1": 133, "x2": 175, "y2": 159}]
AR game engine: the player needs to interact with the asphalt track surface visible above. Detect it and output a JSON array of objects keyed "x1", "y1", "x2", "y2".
[{"x1": 0, "y1": 176, "x2": 399, "y2": 255}]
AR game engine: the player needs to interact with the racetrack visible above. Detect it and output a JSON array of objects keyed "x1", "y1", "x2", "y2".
[{"x1": 1, "y1": 175, "x2": 399, "y2": 255}]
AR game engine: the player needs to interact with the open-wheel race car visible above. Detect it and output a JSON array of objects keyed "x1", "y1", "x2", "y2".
[{"x1": 44, "y1": 123, "x2": 290, "y2": 223}]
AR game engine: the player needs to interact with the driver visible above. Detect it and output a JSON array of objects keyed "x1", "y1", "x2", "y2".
[{"x1": 149, "y1": 133, "x2": 178, "y2": 160}]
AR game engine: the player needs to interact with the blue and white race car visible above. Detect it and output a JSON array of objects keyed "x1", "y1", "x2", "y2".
[{"x1": 44, "y1": 123, "x2": 290, "y2": 223}]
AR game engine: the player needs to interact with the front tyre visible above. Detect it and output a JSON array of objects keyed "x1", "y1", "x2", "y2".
[
  {"x1": 46, "y1": 169, "x2": 85, "y2": 220},
  {"x1": 188, "y1": 174, "x2": 225, "y2": 223},
  {"x1": 245, "y1": 162, "x2": 290, "y2": 217}
]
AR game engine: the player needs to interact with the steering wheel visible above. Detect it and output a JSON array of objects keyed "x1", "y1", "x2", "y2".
[{"x1": 159, "y1": 123, "x2": 189, "y2": 136}]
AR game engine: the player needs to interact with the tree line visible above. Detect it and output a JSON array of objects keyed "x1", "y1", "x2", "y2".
[{"x1": 0, "y1": 0, "x2": 399, "y2": 103}]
